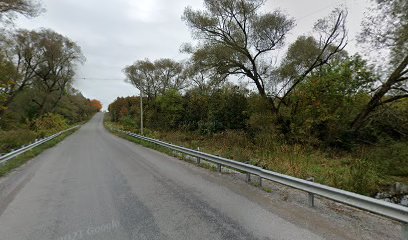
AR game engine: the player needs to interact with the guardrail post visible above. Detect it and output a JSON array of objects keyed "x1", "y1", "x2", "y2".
[
  {"x1": 246, "y1": 173, "x2": 251, "y2": 182},
  {"x1": 196, "y1": 147, "x2": 201, "y2": 165},
  {"x1": 308, "y1": 192, "x2": 315, "y2": 207},
  {"x1": 307, "y1": 177, "x2": 315, "y2": 207},
  {"x1": 125, "y1": 131, "x2": 408, "y2": 224},
  {"x1": 217, "y1": 164, "x2": 222, "y2": 172},
  {"x1": 259, "y1": 176, "x2": 262, "y2": 187}
]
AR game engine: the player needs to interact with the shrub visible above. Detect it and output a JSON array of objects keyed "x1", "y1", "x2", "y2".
[
  {"x1": 120, "y1": 115, "x2": 138, "y2": 130},
  {"x1": 151, "y1": 90, "x2": 184, "y2": 130},
  {"x1": 0, "y1": 129, "x2": 37, "y2": 153},
  {"x1": 32, "y1": 113, "x2": 68, "y2": 136}
]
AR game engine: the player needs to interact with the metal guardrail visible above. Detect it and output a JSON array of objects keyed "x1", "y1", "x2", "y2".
[
  {"x1": 0, "y1": 125, "x2": 80, "y2": 166},
  {"x1": 118, "y1": 130, "x2": 408, "y2": 226}
]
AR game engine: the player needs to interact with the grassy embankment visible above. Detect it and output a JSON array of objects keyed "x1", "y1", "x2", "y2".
[
  {"x1": 0, "y1": 127, "x2": 79, "y2": 178},
  {"x1": 105, "y1": 119, "x2": 408, "y2": 196}
]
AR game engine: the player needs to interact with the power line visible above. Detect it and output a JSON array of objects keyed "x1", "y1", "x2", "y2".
[
  {"x1": 296, "y1": 1, "x2": 346, "y2": 21},
  {"x1": 77, "y1": 77, "x2": 124, "y2": 81}
]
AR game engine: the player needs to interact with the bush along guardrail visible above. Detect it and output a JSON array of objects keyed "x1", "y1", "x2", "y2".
[
  {"x1": 115, "y1": 129, "x2": 408, "y2": 237},
  {"x1": 0, "y1": 125, "x2": 80, "y2": 166}
]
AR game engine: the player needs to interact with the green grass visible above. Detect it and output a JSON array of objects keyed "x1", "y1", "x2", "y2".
[
  {"x1": 262, "y1": 187, "x2": 273, "y2": 193},
  {"x1": 0, "y1": 128, "x2": 78, "y2": 178}
]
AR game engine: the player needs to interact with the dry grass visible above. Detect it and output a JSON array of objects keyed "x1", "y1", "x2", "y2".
[{"x1": 107, "y1": 120, "x2": 405, "y2": 196}]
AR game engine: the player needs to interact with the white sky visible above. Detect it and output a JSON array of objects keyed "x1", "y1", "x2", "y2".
[{"x1": 14, "y1": 0, "x2": 372, "y2": 109}]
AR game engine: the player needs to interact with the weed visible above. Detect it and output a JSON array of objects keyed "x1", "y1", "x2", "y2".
[{"x1": 262, "y1": 187, "x2": 273, "y2": 193}]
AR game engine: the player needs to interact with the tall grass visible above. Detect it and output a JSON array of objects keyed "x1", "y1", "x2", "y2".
[{"x1": 108, "y1": 120, "x2": 406, "y2": 196}]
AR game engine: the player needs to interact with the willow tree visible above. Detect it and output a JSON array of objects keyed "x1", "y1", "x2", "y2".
[
  {"x1": 273, "y1": 8, "x2": 348, "y2": 113},
  {"x1": 0, "y1": 0, "x2": 42, "y2": 23},
  {"x1": 30, "y1": 30, "x2": 84, "y2": 115},
  {"x1": 182, "y1": 0, "x2": 295, "y2": 104},
  {"x1": 0, "y1": 29, "x2": 38, "y2": 115},
  {"x1": 0, "y1": 52, "x2": 16, "y2": 111},
  {"x1": 183, "y1": 59, "x2": 227, "y2": 94},
  {"x1": 123, "y1": 58, "x2": 186, "y2": 99},
  {"x1": 351, "y1": 0, "x2": 408, "y2": 131},
  {"x1": 183, "y1": 0, "x2": 349, "y2": 116},
  {"x1": 0, "y1": 29, "x2": 84, "y2": 116}
]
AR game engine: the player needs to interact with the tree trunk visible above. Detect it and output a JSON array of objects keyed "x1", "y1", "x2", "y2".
[
  {"x1": 50, "y1": 90, "x2": 65, "y2": 112},
  {"x1": 38, "y1": 93, "x2": 50, "y2": 116},
  {"x1": 351, "y1": 55, "x2": 408, "y2": 132}
]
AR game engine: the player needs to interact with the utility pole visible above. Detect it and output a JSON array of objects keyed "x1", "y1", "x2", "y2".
[{"x1": 140, "y1": 87, "x2": 144, "y2": 135}]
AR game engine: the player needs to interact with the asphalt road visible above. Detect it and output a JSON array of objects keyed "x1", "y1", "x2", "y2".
[{"x1": 0, "y1": 113, "x2": 394, "y2": 240}]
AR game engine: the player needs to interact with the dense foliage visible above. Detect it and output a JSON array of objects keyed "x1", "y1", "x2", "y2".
[
  {"x1": 108, "y1": 0, "x2": 408, "y2": 194},
  {"x1": 109, "y1": 85, "x2": 250, "y2": 133},
  {"x1": 0, "y1": 1, "x2": 99, "y2": 153},
  {"x1": 113, "y1": 0, "x2": 408, "y2": 147}
]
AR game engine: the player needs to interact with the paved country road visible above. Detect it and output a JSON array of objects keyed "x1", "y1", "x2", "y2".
[{"x1": 0, "y1": 113, "x2": 401, "y2": 240}]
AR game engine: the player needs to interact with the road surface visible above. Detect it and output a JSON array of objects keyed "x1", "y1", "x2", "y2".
[{"x1": 0, "y1": 113, "x2": 399, "y2": 240}]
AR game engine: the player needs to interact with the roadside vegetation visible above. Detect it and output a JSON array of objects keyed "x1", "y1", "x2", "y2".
[
  {"x1": 0, "y1": 1, "x2": 102, "y2": 154},
  {"x1": 0, "y1": 127, "x2": 78, "y2": 177},
  {"x1": 107, "y1": 0, "x2": 408, "y2": 196}
]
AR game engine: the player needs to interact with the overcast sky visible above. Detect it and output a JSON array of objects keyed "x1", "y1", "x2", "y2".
[{"x1": 15, "y1": 0, "x2": 371, "y2": 109}]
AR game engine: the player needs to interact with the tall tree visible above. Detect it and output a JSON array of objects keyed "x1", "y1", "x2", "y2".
[
  {"x1": 183, "y1": 59, "x2": 227, "y2": 94},
  {"x1": 0, "y1": 29, "x2": 40, "y2": 116},
  {"x1": 0, "y1": 52, "x2": 16, "y2": 111},
  {"x1": 90, "y1": 99, "x2": 102, "y2": 112},
  {"x1": 182, "y1": 0, "x2": 295, "y2": 104},
  {"x1": 0, "y1": 0, "x2": 42, "y2": 23},
  {"x1": 0, "y1": 29, "x2": 84, "y2": 117},
  {"x1": 183, "y1": 1, "x2": 348, "y2": 116},
  {"x1": 123, "y1": 59, "x2": 157, "y2": 99},
  {"x1": 29, "y1": 29, "x2": 84, "y2": 115},
  {"x1": 123, "y1": 58, "x2": 186, "y2": 99},
  {"x1": 351, "y1": 0, "x2": 408, "y2": 131},
  {"x1": 271, "y1": 8, "x2": 348, "y2": 113},
  {"x1": 154, "y1": 58, "x2": 186, "y2": 94}
]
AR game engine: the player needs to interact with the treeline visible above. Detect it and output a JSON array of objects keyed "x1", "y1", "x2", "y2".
[
  {"x1": 109, "y1": 75, "x2": 408, "y2": 149},
  {"x1": 110, "y1": 0, "x2": 407, "y2": 150},
  {"x1": 109, "y1": 85, "x2": 247, "y2": 131},
  {"x1": 0, "y1": 1, "x2": 100, "y2": 152}
]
